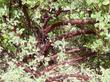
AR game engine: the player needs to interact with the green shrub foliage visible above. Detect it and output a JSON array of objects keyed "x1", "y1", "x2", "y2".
[{"x1": 0, "y1": 0, "x2": 110, "y2": 82}]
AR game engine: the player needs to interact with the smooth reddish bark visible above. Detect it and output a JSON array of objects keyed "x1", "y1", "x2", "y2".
[
  {"x1": 44, "y1": 19, "x2": 96, "y2": 34},
  {"x1": 55, "y1": 29, "x2": 96, "y2": 40}
]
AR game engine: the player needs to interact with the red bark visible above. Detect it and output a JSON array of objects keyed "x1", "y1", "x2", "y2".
[
  {"x1": 16, "y1": 51, "x2": 96, "y2": 78},
  {"x1": 44, "y1": 19, "x2": 96, "y2": 34},
  {"x1": 45, "y1": 73, "x2": 90, "y2": 82},
  {"x1": 55, "y1": 29, "x2": 96, "y2": 40},
  {"x1": 65, "y1": 48, "x2": 83, "y2": 54}
]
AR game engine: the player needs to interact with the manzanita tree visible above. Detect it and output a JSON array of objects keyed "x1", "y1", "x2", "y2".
[{"x1": 0, "y1": 0, "x2": 110, "y2": 82}]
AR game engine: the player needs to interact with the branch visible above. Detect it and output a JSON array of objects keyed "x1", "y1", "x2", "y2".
[
  {"x1": 42, "y1": 12, "x2": 52, "y2": 28},
  {"x1": 42, "y1": 51, "x2": 96, "y2": 74},
  {"x1": 55, "y1": 29, "x2": 96, "y2": 40},
  {"x1": 18, "y1": 0, "x2": 33, "y2": 32},
  {"x1": 65, "y1": 47, "x2": 87, "y2": 54},
  {"x1": 16, "y1": 61, "x2": 41, "y2": 77},
  {"x1": 40, "y1": 41, "x2": 52, "y2": 56},
  {"x1": 44, "y1": 19, "x2": 96, "y2": 34},
  {"x1": 18, "y1": 0, "x2": 47, "y2": 44},
  {"x1": 55, "y1": 7, "x2": 62, "y2": 16},
  {"x1": 8, "y1": 0, "x2": 12, "y2": 19},
  {"x1": 42, "y1": 7, "x2": 69, "y2": 29},
  {"x1": 16, "y1": 51, "x2": 96, "y2": 78},
  {"x1": 46, "y1": 73, "x2": 90, "y2": 82}
]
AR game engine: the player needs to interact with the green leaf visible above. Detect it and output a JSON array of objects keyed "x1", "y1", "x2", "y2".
[{"x1": 102, "y1": 0, "x2": 109, "y2": 5}]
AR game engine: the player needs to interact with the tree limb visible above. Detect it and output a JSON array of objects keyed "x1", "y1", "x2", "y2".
[
  {"x1": 44, "y1": 19, "x2": 96, "y2": 34},
  {"x1": 55, "y1": 29, "x2": 96, "y2": 40}
]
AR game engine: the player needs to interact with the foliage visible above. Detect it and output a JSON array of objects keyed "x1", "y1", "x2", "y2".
[{"x1": 0, "y1": 0, "x2": 110, "y2": 82}]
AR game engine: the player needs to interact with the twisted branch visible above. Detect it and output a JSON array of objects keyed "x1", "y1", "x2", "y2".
[{"x1": 44, "y1": 19, "x2": 96, "y2": 34}]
